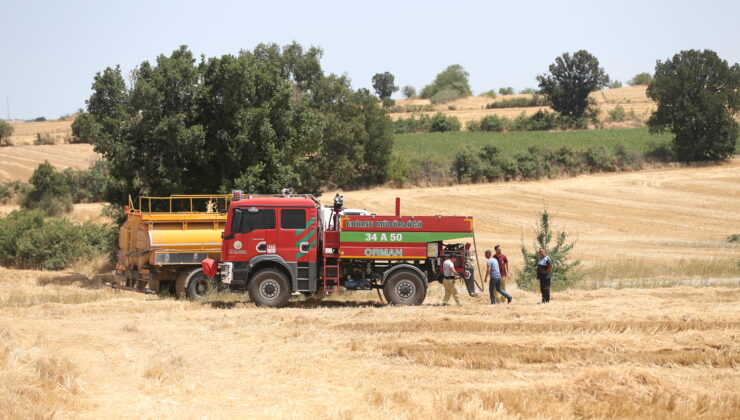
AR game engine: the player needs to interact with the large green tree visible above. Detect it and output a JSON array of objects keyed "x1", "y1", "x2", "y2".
[
  {"x1": 78, "y1": 43, "x2": 392, "y2": 202},
  {"x1": 420, "y1": 64, "x2": 472, "y2": 103},
  {"x1": 371, "y1": 72, "x2": 399, "y2": 101},
  {"x1": 537, "y1": 50, "x2": 610, "y2": 117},
  {"x1": 647, "y1": 49, "x2": 739, "y2": 161}
]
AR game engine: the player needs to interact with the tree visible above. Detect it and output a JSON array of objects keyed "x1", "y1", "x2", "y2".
[
  {"x1": 401, "y1": 85, "x2": 416, "y2": 99},
  {"x1": 70, "y1": 113, "x2": 100, "y2": 143},
  {"x1": 80, "y1": 43, "x2": 393, "y2": 203},
  {"x1": 647, "y1": 49, "x2": 739, "y2": 161},
  {"x1": 516, "y1": 210, "x2": 580, "y2": 292},
  {"x1": 0, "y1": 120, "x2": 13, "y2": 146},
  {"x1": 371, "y1": 72, "x2": 399, "y2": 101},
  {"x1": 21, "y1": 161, "x2": 73, "y2": 216},
  {"x1": 498, "y1": 87, "x2": 514, "y2": 95},
  {"x1": 607, "y1": 80, "x2": 623, "y2": 89},
  {"x1": 628, "y1": 72, "x2": 653, "y2": 86},
  {"x1": 420, "y1": 65, "x2": 472, "y2": 103},
  {"x1": 537, "y1": 50, "x2": 610, "y2": 117}
]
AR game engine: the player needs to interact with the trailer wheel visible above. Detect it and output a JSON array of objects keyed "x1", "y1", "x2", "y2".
[
  {"x1": 383, "y1": 269, "x2": 426, "y2": 306},
  {"x1": 186, "y1": 271, "x2": 216, "y2": 300},
  {"x1": 249, "y1": 269, "x2": 291, "y2": 308}
]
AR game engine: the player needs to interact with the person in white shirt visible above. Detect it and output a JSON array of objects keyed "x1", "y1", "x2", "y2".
[{"x1": 441, "y1": 257, "x2": 462, "y2": 306}]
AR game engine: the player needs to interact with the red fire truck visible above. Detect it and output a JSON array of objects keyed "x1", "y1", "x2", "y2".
[{"x1": 201, "y1": 191, "x2": 477, "y2": 307}]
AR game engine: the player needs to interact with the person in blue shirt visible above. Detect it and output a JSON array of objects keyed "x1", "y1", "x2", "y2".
[{"x1": 485, "y1": 249, "x2": 512, "y2": 304}]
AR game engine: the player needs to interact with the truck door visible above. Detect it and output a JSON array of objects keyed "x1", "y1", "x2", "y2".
[
  {"x1": 277, "y1": 206, "x2": 318, "y2": 291},
  {"x1": 224, "y1": 206, "x2": 277, "y2": 263}
]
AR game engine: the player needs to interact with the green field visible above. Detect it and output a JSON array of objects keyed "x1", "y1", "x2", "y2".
[{"x1": 393, "y1": 127, "x2": 673, "y2": 162}]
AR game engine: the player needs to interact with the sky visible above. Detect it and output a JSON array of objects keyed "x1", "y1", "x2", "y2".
[{"x1": 1, "y1": 0, "x2": 739, "y2": 120}]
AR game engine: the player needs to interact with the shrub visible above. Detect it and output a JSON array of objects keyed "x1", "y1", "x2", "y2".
[
  {"x1": 550, "y1": 146, "x2": 583, "y2": 174},
  {"x1": 486, "y1": 95, "x2": 550, "y2": 109},
  {"x1": 607, "y1": 80, "x2": 623, "y2": 89},
  {"x1": 628, "y1": 72, "x2": 653, "y2": 86},
  {"x1": 529, "y1": 110, "x2": 558, "y2": 131},
  {"x1": 583, "y1": 145, "x2": 618, "y2": 172},
  {"x1": 465, "y1": 120, "x2": 481, "y2": 132},
  {"x1": 22, "y1": 162, "x2": 73, "y2": 216},
  {"x1": 430, "y1": 88, "x2": 463, "y2": 104},
  {"x1": 519, "y1": 88, "x2": 536, "y2": 94},
  {"x1": 498, "y1": 87, "x2": 514, "y2": 95},
  {"x1": 406, "y1": 156, "x2": 449, "y2": 185},
  {"x1": 35, "y1": 132, "x2": 56, "y2": 145},
  {"x1": 429, "y1": 113, "x2": 461, "y2": 132},
  {"x1": 382, "y1": 98, "x2": 395, "y2": 108},
  {"x1": 452, "y1": 151, "x2": 482, "y2": 183},
  {"x1": 644, "y1": 142, "x2": 675, "y2": 162},
  {"x1": 0, "y1": 209, "x2": 116, "y2": 270},
  {"x1": 478, "y1": 115, "x2": 507, "y2": 132},
  {"x1": 401, "y1": 85, "x2": 416, "y2": 99},
  {"x1": 480, "y1": 90, "x2": 497, "y2": 98},
  {"x1": 393, "y1": 114, "x2": 433, "y2": 134},
  {"x1": 420, "y1": 64, "x2": 472, "y2": 100},
  {"x1": 727, "y1": 234, "x2": 740, "y2": 243},
  {"x1": 613, "y1": 144, "x2": 642, "y2": 169},
  {"x1": 0, "y1": 181, "x2": 30, "y2": 204},
  {"x1": 516, "y1": 210, "x2": 581, "y2": 292},
  {"x1": 607, "y1": 105, "x2": 627, "y2": 122},
  {"x1": 0, "y1": 120, "x2": 14, "y2": 146}
]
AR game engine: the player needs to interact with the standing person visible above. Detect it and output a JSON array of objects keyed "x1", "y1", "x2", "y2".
[
  {"x1": 441, "y1": 257, "x2": 462, "y2": 306},
  {"x1": 485, "y1": 250, "x2": 512, "y2": 305},
  {"x1": 536, "y1": 248, "x2": 553, "y2": 303},
  {"x1": 493, "y1": 245, "x2": 510, "y2": 303}
]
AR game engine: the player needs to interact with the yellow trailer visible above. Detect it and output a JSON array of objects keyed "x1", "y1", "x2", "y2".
[{"x1": 115, "y1": 194, "x2": 230, "y2": 298}]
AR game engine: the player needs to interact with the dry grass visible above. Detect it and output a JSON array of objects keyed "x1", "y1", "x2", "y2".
[
  {"x1": 391, "y1": 86, "x2": 655, "y2": 130},
  {"x1": 0, "y1": 143, "x2": 99, "y2": 182},
  {"x1": 0, "y1": 161, "x2": 739, "y2": 418},
  {"x1": 6, "y1": 119, "x2": 74, "y2": 146}
]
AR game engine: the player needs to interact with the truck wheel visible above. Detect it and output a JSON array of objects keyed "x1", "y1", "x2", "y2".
[
  {"x1": 383, "y1": 270, "x2": 426, "y2": 306},
  {"x1": 249, "y1": 269, "x2": 291, "y2": 308},
  {"x1": 186, "y1": 271, "x2": 216, "y2": 300}
]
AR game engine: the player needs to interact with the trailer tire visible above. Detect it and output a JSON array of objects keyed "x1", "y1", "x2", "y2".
[
  {"x1": 249, "y1": 269, "x2": 291, "y2": 308},
  {"x1": 383, "y1": 269, "x2": 426, "y2": 306},
  {"x1": 186, "y1": 271, "x2": 216, "y2": 300}
]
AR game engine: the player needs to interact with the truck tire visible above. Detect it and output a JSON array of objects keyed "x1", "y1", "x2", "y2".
[
  {"x1": 249, "y1": 269, "x2": 291, "y2": 308},
  {"x1": 186, "y1": 271, "x2": 216, "y2": 300},
  {"x1": 383, "y1": 269, "x2": 426, "y2": 306}
]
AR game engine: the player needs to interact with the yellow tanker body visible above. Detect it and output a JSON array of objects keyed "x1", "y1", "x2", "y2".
[{"x1": 115, "y1": 195, "x2": 231, "y2": 297}]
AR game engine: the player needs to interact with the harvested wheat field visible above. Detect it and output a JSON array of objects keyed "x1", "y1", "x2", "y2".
[
  {"x1": 5, "y1": 119, "x2": 74, "y2": 146},
  {"x1": 1, "y1": 162, "x2": 739, "y2": 419},
  {"x1": 1, "y1": 271, "x2": 739, "y2": 419},
  {"x1": 0, "y1": 143, "x2": 99, "y2": 182}
]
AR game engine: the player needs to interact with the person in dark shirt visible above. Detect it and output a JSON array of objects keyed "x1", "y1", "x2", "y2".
[{"x1": 536, "y1": 248, "x2": 553, "y2": 303}]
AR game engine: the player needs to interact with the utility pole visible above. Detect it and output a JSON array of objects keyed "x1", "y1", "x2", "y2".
[{"x1": 5, "y1": 96, "x2": 9, "y2": 121}]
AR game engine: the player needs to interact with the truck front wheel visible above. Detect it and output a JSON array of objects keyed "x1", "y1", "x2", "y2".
[
  {"x1": 383, "y1": 270, "x2": 426, "y2": 306},
  {"x1": 186, "y1": 271, "x2": 216, "y2": 300},
  {"x1": 249, "y1": 269, "x2": 291, "y2": 308}
]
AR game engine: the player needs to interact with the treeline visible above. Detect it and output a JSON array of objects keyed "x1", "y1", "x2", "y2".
[
  {"x1": 73, "y1": 43, "x2": 393, "y2": 204},
  {"x1": 388, "y1": 142, "x2": 670, "y2": 186}
]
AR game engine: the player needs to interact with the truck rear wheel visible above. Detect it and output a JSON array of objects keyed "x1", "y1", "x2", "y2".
[
  {"x1": 249, "y1": 269, "x2": 291, "y2": 308},
  {"x1": 383, "y1": 270, "x2": 426, "y2": 306},
  {"x1": 186, "y1": 271, "x2": 216, "y2": 300}
]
